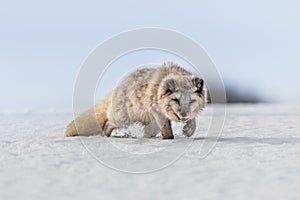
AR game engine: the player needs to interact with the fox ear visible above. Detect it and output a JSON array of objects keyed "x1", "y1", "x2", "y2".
[
  {"x1": 165, "y1": 79, "x2": 176, "y2": 95},
  {"x1": 193, "y1": 77, "x2": 204, "y2": 95}
]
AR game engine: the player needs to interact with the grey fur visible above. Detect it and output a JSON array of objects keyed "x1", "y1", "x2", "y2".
[{"x1": 66, "y1": 62, "x2": 207, "y2": 139}]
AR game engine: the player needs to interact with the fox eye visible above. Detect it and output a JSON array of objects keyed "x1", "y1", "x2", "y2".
[
  {"x1": 195, "y1": 89, "x2": 202, "y2": 96},
  {"x1": 165, "y1": 88, "x2": 173, "y2": 95},
  {"x1": 172, "y1": 98, "x2": 180, "y2": 104},
  {"x1": 189, "y1": 99, "x2": 196, "y2": 104}
]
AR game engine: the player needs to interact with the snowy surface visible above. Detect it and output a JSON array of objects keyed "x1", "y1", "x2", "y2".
[{"x1": 1, "y1": 104, "x2": 300, "y2": 200}]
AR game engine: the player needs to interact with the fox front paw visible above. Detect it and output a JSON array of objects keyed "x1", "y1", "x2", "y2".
[
  {"x1": 183, "y1": 119, "x2": 196, "y2": 137},
  {"x1": 162, "y1": 134, "x2": 174, "y2": 140}
]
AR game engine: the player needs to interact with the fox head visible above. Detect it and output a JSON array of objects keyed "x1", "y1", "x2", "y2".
[{"x1": 157, "y1": 75, "x2": 206, "y2": 122}]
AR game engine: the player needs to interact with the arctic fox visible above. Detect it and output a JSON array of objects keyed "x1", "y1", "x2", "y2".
[{"x1": 66, "y1": 63, "x2": 206, "y2": 139}]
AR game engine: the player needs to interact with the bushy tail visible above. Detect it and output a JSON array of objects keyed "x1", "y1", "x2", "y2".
[
  {"x1": 65, "y1": 120, "x2": 79, "y2": 136},
  {"x1": 65, "y1": 93, "x2": 112, "y2": 137},
  {"x1": 65, "y1": 108, "x2": 103, "y2": 137}
]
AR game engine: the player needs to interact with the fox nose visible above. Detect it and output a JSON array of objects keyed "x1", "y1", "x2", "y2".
[{"x1": 180, "y1": 111, "x2": 188, "y2": 118}]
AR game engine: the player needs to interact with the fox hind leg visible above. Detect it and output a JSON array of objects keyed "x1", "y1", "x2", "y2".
[
  {"x1": 103, "y1": 120, "x2": 118, "y2": 137},
  {"x1": 144, "y1": 121, "x2": 160, "y2": 138}
]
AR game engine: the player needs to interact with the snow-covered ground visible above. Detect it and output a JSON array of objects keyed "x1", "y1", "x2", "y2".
[{"x1": 1, "y1": 104, "x2": 300, "y2": 200}]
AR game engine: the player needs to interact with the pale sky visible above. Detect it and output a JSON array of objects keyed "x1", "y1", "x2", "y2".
[{"x1": 1, "y1": 0, "x2": 300, "y2": 112}]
